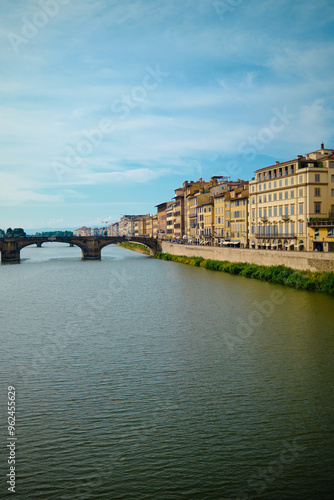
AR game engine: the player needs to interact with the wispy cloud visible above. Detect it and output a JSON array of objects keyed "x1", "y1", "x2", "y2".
[{"x1": 0, "y1": 0, "x2": 334, "y2": 228}]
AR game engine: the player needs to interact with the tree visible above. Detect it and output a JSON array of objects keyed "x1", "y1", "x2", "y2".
[
  {"x1": 12, "y1": 228, "x2": 26, "y2": 237},
  {"x1": 6, "y1": 228, "x2": 26, "y2": 237}
]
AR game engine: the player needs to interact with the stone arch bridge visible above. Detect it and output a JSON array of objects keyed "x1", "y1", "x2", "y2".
[{"x1": 0, "y1": 236, "x2": 162, "y2": 264}]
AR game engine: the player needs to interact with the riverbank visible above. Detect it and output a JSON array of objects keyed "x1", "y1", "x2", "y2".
[
  {"x1": 161, "y1": 242, "x2": 334, "y2": 273},
  {"x1": 118, "y1": 242, "x2": 150, "y2": 255},
  {"x1": 155, "y1": 252, "x2": 334, "y2": 294}
]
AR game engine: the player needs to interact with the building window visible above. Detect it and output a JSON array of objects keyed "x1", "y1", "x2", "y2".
[
  {"x1": 327, "y1": 228, "x2": 334, "y2": 237},
  {"x1": 264, "y1": 183, "x2": 266, "y2": 190},
  {"x1": 269, "y1": 182, "x2": 271, "y2": 189},
  {"x1": 274, "y1": 181, "x2": 277, "y2": 188},
  {"x1": 291, "y1": 205, "x2": 295, "y2": 215},
  {"x1": 285, "y1": 179, "x2": 288, "y2": 186},
  {"x1": 315, "y1": 203, "x2": 321, "y2": 214},
  {"x1": 259, "y1": 196, "x2": 262, "y2": 203},
  {"x1": 259, "y1": 209, "x2": 262, "y2": 217},
  {"x1": 279, "y1": 193, "x2": 283, "y2": 200},
  {"x1": 279, "y1": 206, "x2": 283, "y2": 216},
  {"x1": 299, "y1": 175, "x2": 303, "y2": 183},
  {"x1": 314, "y1": 188, "x2": 320, "y2": 197},
  {"x1": 299, "y1": 204, "x2": 303, "y2": 214},
  {"x1": 290, "y1": 191, "x2": 294, "y2": 198},
  {"x1": 314, "y1": 229, "x2": 319, "y2": 240},
  {"x1": 274, "y1": 207, "x2": 277, "y2": 216},
  {"x1": 279, "y1": 180, "x2": 282, "y2": 187},
  {"x1": 274, "y1": 193, "x2": 277, "y2": 201},
  {"x1": 268, "y1": 194, "x2": 272, "y2": 201},
  {"x1": 285, "y1": 192, "x2": 288, "y2": 199},
  {"x1": 263, "y1": 196, "x2": 266, "y2": 202},
  {"x1": 299, "y1": 188, "x2": 303, "y2": 196},
  {"x1": 315, "y1": 174, "x2": 320, "y2": 182},
  {"x1": 291, "y1": 223, "x2": 295, "y2": 235},
  {"x1": 252, "y1": 186, "x2": 255, "y2": 192},
  {"x1": 331, "y1": 175, "x2": 334, "y2": 182},
  {"x1": 291, "y1": 178, "x2": 294, "y2": 185},
  {"x1": 299, "y1": 223, "x2": 304, "y2": 234},
  {"x1": 252, "y1": 210, "x2": 255, "y2": 218},
  {"x1": 332, "y1": 189, "x2": 334, "y2": 197},
  {"x1": 269, "y1": 208, "x2": 272, "y2": 217}
]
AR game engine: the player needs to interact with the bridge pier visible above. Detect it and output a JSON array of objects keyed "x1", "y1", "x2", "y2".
[
  {"x1": 36, "y1": 242, "x2": 43, "y2": 247},
  {"x1": 1, "y1": 242, "x2": 20, "y2": 264},
  {"x1": 81, "y1": 241, "x2": 102, "y2": 260}
]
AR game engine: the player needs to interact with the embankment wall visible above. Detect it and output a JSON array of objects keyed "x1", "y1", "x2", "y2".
[{"x1": 161, "y1": 243, "x2": 334, "y2": 272}]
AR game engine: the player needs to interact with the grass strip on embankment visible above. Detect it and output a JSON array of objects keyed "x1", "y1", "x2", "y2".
[
  {"x1": 154, "y1": 252, "x2": 334, "y2": 294},
  {"x1": 118, "y1": 242, "x2": 150, "y2": 255}
]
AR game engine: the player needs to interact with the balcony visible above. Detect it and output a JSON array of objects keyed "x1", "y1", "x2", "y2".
[
  {"x1": 308, "y1": 219, "x2": 334, "y2": 227},
  {"x1": 255, "y1": 233, "x2": 296, "y2": 238}
]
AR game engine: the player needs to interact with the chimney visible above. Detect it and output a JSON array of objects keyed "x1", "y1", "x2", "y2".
[
  {"x1": 275, "y1": 161, "x2": 280, "y2": 164},
  {"x1": 321, "y1": 142, "x2": 324, "y2": 149}
]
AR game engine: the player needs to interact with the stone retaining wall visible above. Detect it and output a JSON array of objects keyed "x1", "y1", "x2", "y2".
[{"x1": 161, "y1": 242, "x2": 334, "y2": 272}]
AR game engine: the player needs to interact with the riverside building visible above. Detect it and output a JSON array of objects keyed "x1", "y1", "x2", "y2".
[{"x1": 249, "y1": 144, "x2": 334, "y2": 251}]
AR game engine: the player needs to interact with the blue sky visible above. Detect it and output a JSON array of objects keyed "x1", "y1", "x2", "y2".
[{"x1": 1, "y1": 0, "x2": 334, "y2": 231}]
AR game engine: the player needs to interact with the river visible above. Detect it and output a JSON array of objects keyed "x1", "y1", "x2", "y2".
[{"x1": 0, "y1": 243, "x2": 333, "y2": 499}]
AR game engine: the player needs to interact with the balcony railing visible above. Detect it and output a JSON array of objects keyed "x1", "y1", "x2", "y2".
[
  {"x1": 255, "y1": 233, "x2": 296, "y2": 238},
  {"x1": 308, "y1": 219, "x2": 334, "y2": 227}
]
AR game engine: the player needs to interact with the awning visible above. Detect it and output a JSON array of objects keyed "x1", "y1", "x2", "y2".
[{"x1": 222, "y1": 241, "x2": 230, "y2": 245}]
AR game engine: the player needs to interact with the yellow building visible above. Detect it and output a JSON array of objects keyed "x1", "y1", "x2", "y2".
[
  {"x1": 212, "y1": 180, "x2": 248, "y2": 246},
  {"x1": 144, "y1": 215, "x2": 153, "y2": 237},
  {"x1": 249, "y1": 144, "x2": 334, "y2": 251},
  {"x1": 183, "y1": 177, "x2": 222, "y2": 242},
  {"x1": 224, "y1": 196, "x2": 231, "y2": 243},
  {"x1": 308, "y1": 219, "x2": 334, "y2": 252},
  {"x1": 213, "y1": 193, "x2": 225, "y2": 244},
  {"x1": 197, "y1": 200, "x2": 214, "y2": 244},
  {"x1": 183, "y1": 179, "x2": 208, "y2": 240},
  {"x1": 134, "y1": 216, "x2": 146, "y2": 237},
  {"x1": 229, "y1": 185, "x2": 249, "y2": 248}
]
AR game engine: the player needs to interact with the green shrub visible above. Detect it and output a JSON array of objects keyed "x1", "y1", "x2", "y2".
[{"x1": 154, "y1": 253, "x2": 334, "y2": 294}]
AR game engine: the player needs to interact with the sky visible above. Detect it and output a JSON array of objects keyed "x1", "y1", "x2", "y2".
[{"x1": 1, "y1": 0, "x2": 334, "y2": 231}]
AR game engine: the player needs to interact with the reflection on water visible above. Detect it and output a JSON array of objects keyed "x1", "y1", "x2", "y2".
[{"x1": 0, "y1": 243, "x2": 333, "y2": 499}]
